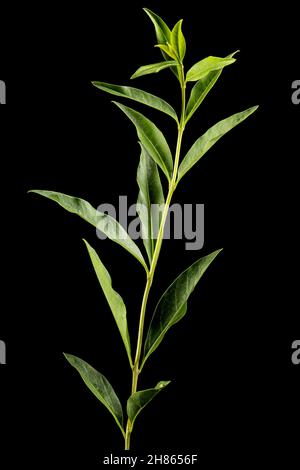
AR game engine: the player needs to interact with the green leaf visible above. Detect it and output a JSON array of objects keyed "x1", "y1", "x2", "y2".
[
  {"x1": 185, "y1": 51, "x2": 239, "y2": 124},
  {"x1": 143, "y1": 250, "x2": 222, "y2": 366},
  {"x1": 178, "y1": 106, "x2": 259, "y2": 181},
  {"x1": 28, "y1": 190, "x2": 148, "y2": 272},
  {"x1": 92, "y1": 81, "x2": 178, "y2": 122},
  {"x1": 137, "y1": 143, "x2": 165, "y2": 264},
  {"x1": 186, "y1": 56, "x2": 236, "y2": 82},
  {"x1": 131, "y1": 61, "x2": 178, "y2": 80},
  {"x1": 127, "y1": 381, "x2": 170, "y2": 427},
  {"x1": 143, "y1": 8, "x2": 171, "y2": 47},
  {"x1": 113, "y1": 102, "x2": 173, "y2": 181},
  {"x1": 155, "y1": 44, "x2": 178, "y2": 61},
  {"x1": 64, "y1": 353, "x2": 125, "y2": 437},
  {"x1": 83, "y1": 240, "x2": 132, "y2": 366},
  {"x1": 143, "y1": 8, "x2": 179, "y2": 79},
  {"x1": 171, "y1": 20, "x2": 186, "y2": 61}
]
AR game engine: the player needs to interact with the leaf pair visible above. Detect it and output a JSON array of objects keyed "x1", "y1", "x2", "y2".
[
  {"x1": 144, "y1": 8, "x2": 186, "y2": 61},
  {"x1": 155, "y1": 19, "x2": 186, "y2": 63},
  {"x1": 143, "y1": 8, "x2": 186, "y2": 80},
  {"x1": 143, "y1": 8, "x2": 236, "y2": 90},
  {"x1": 64, "y1": 353, "x2": 170, "y2": 436}
]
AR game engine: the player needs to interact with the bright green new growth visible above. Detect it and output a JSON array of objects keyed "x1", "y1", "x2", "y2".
[{"x1": 30, "y1": 8, "x2": 258, "y2": 450}]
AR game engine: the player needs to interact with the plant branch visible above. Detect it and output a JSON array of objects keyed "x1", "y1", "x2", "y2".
[{"x1": 125, "y1": 63, "x2": 186, "y2": 450}]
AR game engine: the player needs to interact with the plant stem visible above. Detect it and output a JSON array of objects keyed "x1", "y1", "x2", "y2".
[{"x1": 124, "y1": 64, "x2": 186, "y2": 450}]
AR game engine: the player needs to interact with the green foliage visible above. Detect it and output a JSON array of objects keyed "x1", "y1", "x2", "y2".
[
  {"x1": 29, "y1": 190, "x2": 147, "y2": 271},
  {"x1": 143, "y1": 250, "x2": 222, "y2": 367},
  {"x1": 137, "y1": 144, "x2": 165, "y2": 264},
  {"x1": 178, "y1": 106, "x2": 259, "y2": 181},
  {"x1": 113, "y1": 102, "x2": 173, "y2": 180},
  {"x1": 127, "y1": 381, "x2": 170, "y2": 426},
  {"x1": 30, "y1": 7, "x2": 258, "y2": 451},
  {"x1": 92, "y1": 82, "x2": 178, "y2": 122},
  {"x1": 64, "y1": 354, "x2": 125, "y2": 436},
  {"x1": 186, "y1": 56, "x2": 236, "y2": 82},
  {"x1": 84, "y1": 240, "x2": 132, "y2": 366},
  {"x1": 131, "y1": 61, "x2": 178, "y2": 79}
]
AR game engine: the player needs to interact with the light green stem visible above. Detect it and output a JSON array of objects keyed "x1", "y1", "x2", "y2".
[{"x1": 124, "y1": 65, "x2": 186, "y2": 450}]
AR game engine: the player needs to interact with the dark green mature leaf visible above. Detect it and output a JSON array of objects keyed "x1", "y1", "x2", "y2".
[
  {"x1": 171, "y1": 20, "x2": 186, "y2": 61},
  {"x1": 64, "y1": 353, "x2": 125, "y2": 436},
  {"x1": 186, "y1": 56, "x2": 236, "y2": 82},
  {"x1": 127, "y1": 381, "x2": 170, "y2": 426},
  {"x1": 92, "y1": 82, "x2": 178, "y2": 122},
  {"x1": 185, "y1": 51, "x2": 239, "y2": 123},
  {"x1": 113, "y1": 102, "x2": 173, "y2": 180},
  {"x1": 29, "y1": 190, "x2": 148, "y2": 271},
  {"x1": 131, "y1": 61, "x2": 178, "y2": 80},
  {"x1": 178, "y1": 106, "x2": 258, "y2": 181},
  {"x1": 143, "y1": 250, "x2": 222, "y2": 366},
  {"x1": 137, "y1": 143, "x2": 165, "y2": 264},
  {"x1": 83, "y1": 240, "x2": 132, "y2": 366}
]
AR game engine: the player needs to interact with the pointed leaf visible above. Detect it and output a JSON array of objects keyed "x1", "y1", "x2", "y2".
[
  {"x1": 143, "y1": 8, "x2": 179, "y2": 79},
  {"x1": 137, "y1": 143, "x2": 165, "y2": 264},
  {"x1": 143, "y1": 8, "x2": 171, "y2": 47},
  {"x1": 64, "y1": 353, "x2": 125, "y2": 436},
  {"x1": 185, "y1": 51, "x2": 239, "y2": 123},
  {"x1": 131, "y1": 61, "x2": 178, "y2": 80},
  {"x1": 83, "y1": 240, "x2": 132, "y2": 366},
  {"x1": 155, "y1": 44, "x2": 178, "y2": 61},
  {"x1": 143, "y1": 250, "x2": 222, "y2": 366},
  {"x1": 92, "y1": 82, "x2": 178, "y2": 122},
  {"x1": 186, "y1": 56, "x2": 236, "y2": 82},
  {"x1": 127, "y1": 381, "x2": 170, "y2": 426},
  {"x1": 29, "y1": 190, "x2": 148, "y2": 272},
  {"x1": 171, "y1": 20, "x2": 186, "y2": 61},
  {"x1": 178, "y1": 106, "x2": 259, "y2": 181},
  {"x1": 113, "y1": 102, "x2": 173, "y2": 181}
]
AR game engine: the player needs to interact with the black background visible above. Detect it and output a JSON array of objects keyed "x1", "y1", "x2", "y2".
[{"x1": 1, "y1": 0, "x2": 299, "y2": 467}]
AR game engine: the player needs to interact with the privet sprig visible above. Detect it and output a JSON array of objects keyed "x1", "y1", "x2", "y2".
[{"x1": 29, "y1": 8, "x2": 258, "y2": 450}]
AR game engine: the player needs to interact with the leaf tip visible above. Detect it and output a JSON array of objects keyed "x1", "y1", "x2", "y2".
[
  {"x1": 63, "y1": 352, "x2": 72, "y2": 363},
  {"x1": 111, "y1": 100, "x2": 122, "y2": 109},
  {"x1": 155, "y1": 380, "x2": 171, "y2": 390},
  {"x1": 27, "y1": 189, "x2": 42, "y2": 196}
]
